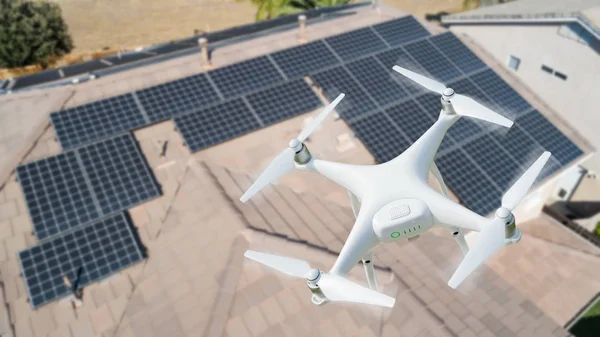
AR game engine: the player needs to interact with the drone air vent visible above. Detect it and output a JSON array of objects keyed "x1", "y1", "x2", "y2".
[{"x1": 389, "y1": 204, "x2": 410, "y2": 220}]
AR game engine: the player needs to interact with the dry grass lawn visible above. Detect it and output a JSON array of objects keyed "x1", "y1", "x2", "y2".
[{"x1": 51, "y1": 0, "x2": 465, "y2": 52}]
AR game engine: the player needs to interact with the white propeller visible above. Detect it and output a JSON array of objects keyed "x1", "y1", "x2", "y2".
[
  {"x1": 448, "y1": 151, "x2": 551, "y2": 289},
  {"x1": 244, "y1": 250, "x2": 395, "y2": 307},
  {"x1": 392, "y1": 65, "x2": 513, "y2": 128},
  {"x1": 240, "y1": 94, "x2": 345, "y2": 203}
]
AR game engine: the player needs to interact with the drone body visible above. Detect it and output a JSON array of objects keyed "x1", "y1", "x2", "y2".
[{"x1": 241, "y1": 66, "x2": 551, "y2": 309}]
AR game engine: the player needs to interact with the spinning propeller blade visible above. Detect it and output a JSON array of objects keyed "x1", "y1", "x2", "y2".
[
  {"x1": 244, "y1": 250, "x2": 311, "y2": 278},
  {"x1": 319, "y1": 273, "x2": 395, "y2": 307},
  {"x1": 243, "y1": 250, "x2": 395, "y2": 308},
  {"x1": 448, "y1": 151, "x2": 551, "y2": 289},
  {"x1": 392, "y1": 65, "x2": 513, "y2": 128},
  {"x1": 448, "y1": 217, "x2": 505, "y2": 289},
  {"x1": 240, "y1": 94, "x2": 345, "y2": 202},
  {"x1": 392, "y1": 65, "x2": 445, "y2": 94},
  {"x1": 502, "y1": 151, "x2": 551, "y2": 211},
  {"x1": 451, "y1": 94, "x2": 513, "y2": 128}
]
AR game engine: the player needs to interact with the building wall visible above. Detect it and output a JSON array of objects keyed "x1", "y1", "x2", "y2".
[{"x1": 449, "y1": 23, "x2": 600, "y2": 148}]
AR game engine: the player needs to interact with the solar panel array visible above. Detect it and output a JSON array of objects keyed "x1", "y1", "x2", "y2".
[
  {"x1": 46, "y1": 16, "x2": 584, "y2": 218},
  {"x1": 17, "y1": 133, "x2": 160, "y2": 241},
  {"x1": 19, "y1": 212, "x2": 144, "y2": 308}
]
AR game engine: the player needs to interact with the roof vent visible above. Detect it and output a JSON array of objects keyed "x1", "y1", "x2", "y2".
[{"x1": 298, "y1": 15, "x2": 307, "y2": 43}]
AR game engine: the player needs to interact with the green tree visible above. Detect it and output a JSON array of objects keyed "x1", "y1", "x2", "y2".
[
  {"x1": 0, "y1": 0, "x2": 74, "y2": 68},
  {"x1": 242, "y1": 0, "x2": 350, "y2": 22}
]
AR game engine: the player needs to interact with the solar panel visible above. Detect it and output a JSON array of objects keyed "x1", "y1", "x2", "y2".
[
  {"x1": 436, "y1": 149, "x2": 502, "y2": 216},
  {"x1": 270, "y1": 40, "x2": 340, "y2": 79},
  {"x1": 372, "y1": 16, "x2": 430, "y2": 46},
  {"x1": 429, "y1": 33, "x2": 487, "y2": 74},
  {"x1": 403, "y1": 39, "x2": 462, "y2": 83},
  {"x1": 17, "y1": 152, "x2": 100, "y2": 241},
  {"x1": 348, "y1": 111, "x2": 412, "y2": 163},
  {"x1": 310, "y1": 66, "x2": 378, "y2": 120},
  {"x1": 384, "y1": 99, "x2": 434, "y2": 142},
  {"x1": 469, "y1": 69, "x2": 531, "y2": 118},
  {"x1": 324, "y1": 27, "x2": 388, "y2": 61},
  {"x1": 19, "y1": 212, "x2": 144, "y2": 308},
  {"x1": 413, "y1": 93, "x2": 455, "y2": 152},
  {"x1": 345, "y1": 56, "x2": 409, "y2": 106},
  {"x1": 246, "y1": 79, "x2": 323, "y2": 126},
  {"x1": 78, "y1": 134, "x2": 160, "y2": 215},
  {"x1": 490, "y1": 124, "x2": 547, "y2": 165},
  {"x1": 135, "y1": 74, "x2": 221, "y2": 123},
  {"x1": 517, "y1": 110, "x2": 584, "y2": 165},
  {"x1": 374, "y1": 47, "x2": 427, "y2": 95},
  {"x1": 174, "y1": 99, "x2": 261, "y2": 152},
  {"x1": 208, "y1": 56, "x2": 285, "y2": 98},
  {"x1": 51, "y1": 94, "x2": 146, "y2": 150},
  {"x1": 463, "y1": 134, "x2": 524, "y2": 191}
]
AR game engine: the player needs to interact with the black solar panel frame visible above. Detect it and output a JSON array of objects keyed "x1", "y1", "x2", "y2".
[
  {"x1": 429, "y1": 32, "x2": 487, "y2": 74},
  {"x1": 51, "y1": 93, "x2": 147, "y2": 150},
  {"x1": 270, "y1": 40, "x2": 340, "y2": 79},
  {"x1": 324, "y1": 27, "x2": 388, "y2": 61},
  {"x1": 18, "y1": 212, "x2": 144, "y2": 308},
  {"x1": 245, "y1": 79, "x2": 323, "y2": 127},
  {"x1": 208, "y1": 55, "x2": 286, "y2": 98},
  {"x1": 77, "y1": 134, "x2": 161, "y2": 215},
  {"x1": 310, "y1": 66, "x2": 378, "y2": 120},
  {"x1": 348, "y1": 111, "x2": 412, "y2": 163},
  {"x1": 403, "y1": 39, "x2": 462, "y2": 83},
  {"x1": 16, "y1": 152, "x2": 101, "y2": 241},
  {"x1": 371, "y1": 16, "x2": 431, "y2": 46},
  {"x1": 136, "y1": 73, "x2": 222, "y2": 123},
  {"x1": 174, "y1": 98, "x2": 262, "y2": 152},
  {"x1": 345, "y1": 56, "x2": 410, "y2": 107}
]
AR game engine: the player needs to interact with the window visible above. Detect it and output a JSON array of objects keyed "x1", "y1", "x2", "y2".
[
  {"x1": 554, "y1": 71, "x2": 568, "y2": 80},
  {"x1": 541, "y1": 65, "x2": 554, "y2": 74},
  {"x1": 507, "y1": 55, "x2": 521, "y2": 71}
]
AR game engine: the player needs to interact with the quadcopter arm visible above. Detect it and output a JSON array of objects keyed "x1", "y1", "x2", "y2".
[
  {"x1": 301, "y1": 158, "x2": 371, "y2": 200},
  {"x1": 423, "y1": 186, "x2": 486, "y2": 232}
]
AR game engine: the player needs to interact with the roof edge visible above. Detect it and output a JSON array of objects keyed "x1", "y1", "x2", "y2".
[{"x1": 442, "y1": 14, "x2": 600, "y2": 41}]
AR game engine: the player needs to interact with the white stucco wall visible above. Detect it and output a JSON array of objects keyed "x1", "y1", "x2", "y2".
[{"x1": 449, "y1": 24, "x2": 600, "y2": 149}]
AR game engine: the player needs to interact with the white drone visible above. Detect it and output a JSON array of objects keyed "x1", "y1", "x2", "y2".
[{"x1": 240, "y1": 66, "x2": 551, "y2": 308}]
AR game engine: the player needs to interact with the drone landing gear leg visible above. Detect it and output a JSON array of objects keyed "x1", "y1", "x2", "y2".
[
  {"x1": 362, "y1": 251, "x2": 378, "y2": 291},
  {"x1": 449, "y1": 228, "x2": 469, "y2": 256}
]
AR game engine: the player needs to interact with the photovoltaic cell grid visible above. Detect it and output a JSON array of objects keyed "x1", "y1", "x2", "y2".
[
  {"x1": 136, "y1": 74, "x2": 221, "y2": 123},
  {"x1": 246, "y1": 79, "x2": 323, "y2": 126},
  {"x1": 403, "y1": 39, "x2": 462, "y2": 83},
  {"x1": 345, "y1": 56, "x2": 409, "y2": 107},
  {"x1": 51, "y1": 94, "x2": 146, "y2": 150},
  {"x1": 516, "y1": 110, "x2": 584, "y2": 165},
  {"x1": 174, "y1": 99, "x2": 261, "y2": 152},
  {"x1": 463, "y1": 134, "x2": 525, "y2": 192},
  {"x1": 374, "y1": 46, "x2": 428, "y2": 96},
  {"x1": 19, "y1": 212, "x2": 144, "y2": 308},
  {"x1": 208, "y1": 56, "x2": 285, "y2": 98},
  {"x1": 324, "y1": 27, "x2": 388, "y2": 61},
  {"x1": 17, "y1": 133, "x2": 160, "y2": 241},
  {"x1": 436, "y1": 149, "x2": 503, "y2": 216},
  {"x1": 429, "y1": 32, "x2": 487, "y2": 74},
  {"x1": 470, "y1": 69, "x2": 531, "y2": 118},
  {"x1": 372, "y1": 16, "x2": 431, "y2": 46},
  {"x1": 270, "y1": 40, "x2": 340, "y2": 79},
  {"x1": 16, "y1": 153, "x2": 100, "y2": 241},
  {"x1": 311, "y1": 66, "x2": 377, "y2": 120},
  {"x1": 348, "y1": 111, "x2": 412, "y2": 163},
  {"x1": 78, "y1": 134, "x2": 161, "y2": 215},
  {"x1": 385, "y1": 99, "x2": 436, "y2": 143}
]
